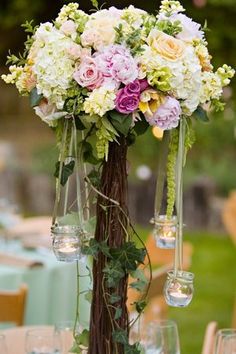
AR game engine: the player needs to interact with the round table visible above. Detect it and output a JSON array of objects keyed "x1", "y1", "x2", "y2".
[{"x1": 0, "y1": 241, "x2": 90, "y2": 328}]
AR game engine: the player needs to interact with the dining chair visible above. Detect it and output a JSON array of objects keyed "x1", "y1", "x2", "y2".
[
  {"x1": 145, "y1": 234, "x2": 194, "y2": 270},
  {"x1": 201, "y1": 321, "x2": 218, "y2": 354},
  {"x1": 128, "y1": 264, "x2": 171, "y2": 323},
  {"x1": 0, "y1": 284, "x2": 28, "y2": 326}
]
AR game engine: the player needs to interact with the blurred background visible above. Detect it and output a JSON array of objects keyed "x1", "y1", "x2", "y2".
[{"x1": 0, "y1": 0, "x2": 235, "y2": 353}]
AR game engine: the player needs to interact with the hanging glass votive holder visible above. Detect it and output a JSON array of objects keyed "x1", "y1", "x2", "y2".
[
  {"x1": 52, "y1": 225, "x2": 84, "y2": 262},
  {"x1": 164, "y1": 270, "x2": 194, "y2": 307},
  {"x1": 152, "y1": 215, "x2": 178, "y2": 249}
]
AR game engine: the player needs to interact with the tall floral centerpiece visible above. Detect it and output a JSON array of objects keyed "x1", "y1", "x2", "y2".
[{"x1": 2, "y1": 0, "x2": 234, "y2": 353}]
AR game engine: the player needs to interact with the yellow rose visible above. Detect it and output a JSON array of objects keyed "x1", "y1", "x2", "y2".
[
  {"x1": 139, "y1": 89, "x2": 166, "y2": 116},
  {"x1": 147, "y1": 29, "x2": 185, "y2": 61}
]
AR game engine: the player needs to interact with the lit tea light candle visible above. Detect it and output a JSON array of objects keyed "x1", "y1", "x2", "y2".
[
  {"x1": 51, "y1": 225, "x2": 83, "y2": 262},
  {"x1": 58, "y1": 244, "x2": 77, "y2": 254},
  {"x1": 157, "y1": 227, "x2": 176, "y2": 248},
  {"x1": 168, "y1": 291, "x2": 189, "y2": 306},
  {"x1": 152, "y1": 215, "x2": 177, "y2": 249}
]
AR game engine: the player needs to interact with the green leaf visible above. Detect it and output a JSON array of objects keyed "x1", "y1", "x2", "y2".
[
  {"x1": 69, "y1": 342, "x2": 83, "y2": 353},
  {"x1": 81, "y1": 141, "x2": 100, "y2": 165},
  {"x1": 103, "y1": 260, "x2": 125, "y2": 288},
  {"x1": 114, "y1": 307, "x2": 122, "y2": 320},
  {"x1": 83, "y1": 216, "x2": 96, "y2": 235},
  {"x1": 109, "y1": 294, "x2": 121, "y2": 304},
  {"x1": 130, "y1": 269, "x2": 148, "y2": 283},
  {"x1": 74, "y1": 117, "x2": 86, "y2": 130},
  {"x1": 110, "y1": 242, "x2": 146, "y2": 272},
  {"x1": 90, "y1": 0, "x2": 99, "y2": 8},
  {"x1": 81, "y1": 238, "x2": 99, "y2": 258},
  {"x1": 134, "y1": 300, "x2": 147, "y2": 313},
  {"x1": 112, "y1": 329, "x2": 128, "y2": 345},
  {"x1": 87, "y1": 169, "x2": 100, "y2": 188},
  {"x1": 77, "y1": 329, "x2": 89, "y2": 347},
  {"x1": 57, "y1": 212, "x2": 80, "y2": 226},
  {"x1": 127, "y1": 132, "x2": 136, "y2": 146},
  {"x1": 54, "y1": 160, "x2": 75, "y2": 186},
  {"x1": 193, "y1": 106, "x2": 209, "y2": 122},
  {"x1": 30, "y1": 87, "x2": 43, "y2": 108},
  {"x1": 129, "y1": 279, "x2": 147, "y2": 292},
  {"x1": 124, "y1": 343, "x2": 142, "y2": 354},
  {"x1": 133, "y1": 115, "x2": 149, "y2": 136},
  {"x1": 99, "y1": 241, "x2": 111, "y2": 258},
  {"x1": 85, "y1": 290, "x2": 93, "y2": 303},
  {"x1": 109, "y1": 111, "x2": 133, "y2": 136}
]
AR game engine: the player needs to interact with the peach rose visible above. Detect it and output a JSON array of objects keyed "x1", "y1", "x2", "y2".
[{"x1": 147, "y1": 29, "x2": 185, "y2": 61}]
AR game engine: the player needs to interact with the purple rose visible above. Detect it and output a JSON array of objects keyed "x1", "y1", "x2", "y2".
[
  {"x1": 139, "y1": 79, "x2": 149, "y2": 92},
  {"x1": 145, "y1": 96, "x2": 181, "y2": 130},
  {"x1": 124, "y1": 80, "x2": 141, "y2": 95},
  {"x1": 115, "y1": 87, "x2": 140, "y2": 114}
]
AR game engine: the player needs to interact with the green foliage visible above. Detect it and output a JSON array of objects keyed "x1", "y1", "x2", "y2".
[
  {"x1": 110, "y1": 242, "x2": 146, "y2": 272},
  {"x1": 124, "y1": 343, "x2": 142, "y2": 354},
  {"x1": 114, "y1": 24, "x2": 144, "y2": 56},
  {"x1": 134, "y1": 299, "x2": 147, "y2": 314},
  {"x1": 80, "y1": 141, "x2": 100, "y2": 165},
  {"x1": 54, "y1": 160, "x2": 75, "y2": 186},
  {"x1": 156, "y1": 19, "x2": 183, "y2": 36},
  {"x1": 166, "y1": 128, "x2": 179, "y2": 217},
  {"x1": 109, "y1": 111, "x2": 133, "y2": 137},
  {"x1": 132, "y1": 115, "x2": 149, "y2": 136},
  {"x1": 29, "y1": 87, "x2": 43, "y2": 108},
  {"x1": 87, "y1": 169, "x2": 101, "y2": 188},
  {"x1": 109, "y1": 294, "x2": 121, "y2": 304},
  {"x1": 70, "y1": 329, "x2": 89, "y2": 353},
  {"x1": 112, "y1": 329, "x2": 128, "y2": 345},
  {"x1": 103, "y1": 260, "x2": 125, "y2": 288},
  {"x1": 81, "y1": 238, "x2": 100, "y2": 259},
  {"x1": 193, "y1": 106, "x2": 209, "y2": 123},
  {"x1": 90, "y1": 0, "x2": 99, "y2": 9}
]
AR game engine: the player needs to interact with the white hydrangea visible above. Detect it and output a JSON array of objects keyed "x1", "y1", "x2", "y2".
[
  {"x1": 84, "y1": 88, "x2": 116, "y2": 117},
  {"x1": 200, "y1": 72, "x2": 223, "y2": 104},
  {"x1": 32, "y1": 24, "x2": 76, "y2": 109}
]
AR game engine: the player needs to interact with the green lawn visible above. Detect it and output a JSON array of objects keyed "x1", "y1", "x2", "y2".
[{"x1": 136, "y1": 227, "x2": 236, "y2": 354}]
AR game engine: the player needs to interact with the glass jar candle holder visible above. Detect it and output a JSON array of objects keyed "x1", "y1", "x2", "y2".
[
  {"x1": 52, "y1": 225, "x2": 84, "y2": 262},
  {"x1": 164, "y1": 270, "x2": 194, "y2": 307},
  {"x1": 152, "y1": 215, "x2": 178, "y2": 249}
]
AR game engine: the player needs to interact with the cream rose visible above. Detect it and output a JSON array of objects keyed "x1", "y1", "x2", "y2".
[{"x1": 147, "y1": 29, "x2": 185, "y2": 61}]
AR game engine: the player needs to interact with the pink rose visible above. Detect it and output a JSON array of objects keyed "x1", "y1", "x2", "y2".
[
  {"x1": 60, "y1": 20, "x2": 77, "y2": 36},
  {"x1": 145, "y1": 96, "x2": 181, "y2": 130},
  {"x1": 73, "y1": 56, "x2": 104, "y2": 90},
  {"x1": 115, "y1": 82, "x2": 140, "y2": 114}
]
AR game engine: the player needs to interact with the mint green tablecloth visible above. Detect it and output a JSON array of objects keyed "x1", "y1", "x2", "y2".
[{"x1": 0, "y1": 242, "x2": 91, "y2": 327}]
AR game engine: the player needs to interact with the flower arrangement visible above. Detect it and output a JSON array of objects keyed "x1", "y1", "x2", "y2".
[{"x1": 2, "y1": 0, "x2": 234, "y2": 353}]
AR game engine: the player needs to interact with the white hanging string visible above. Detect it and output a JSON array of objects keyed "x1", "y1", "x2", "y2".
[
  {"x1": 174, "y1": 118, "x2": 186, "y2": 276},
  {"x1": 52, "y1": 120, "x2": 69, "y2": 226},
  {"x1": 72, "y1": 117, "x2": 84, "y2": 226},
  {"x1": 154, "y1": 131, "x2": 170, "y2": 217}
]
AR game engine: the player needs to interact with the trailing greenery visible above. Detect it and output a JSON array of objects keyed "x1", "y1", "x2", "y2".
[{"x1": 166, "y1": 128, "x2": 179, "y2": 217}]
